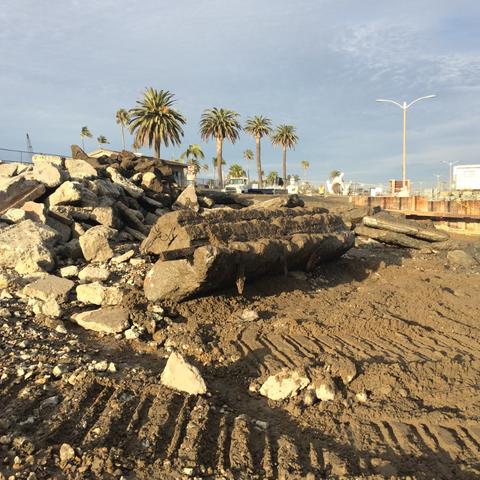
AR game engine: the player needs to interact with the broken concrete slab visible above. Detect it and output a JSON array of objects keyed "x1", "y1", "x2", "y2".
[
  {"x1": 23, "y1": 275, "x2": 74, "y2": 303},
  {"x1": 447, "y1": 249, "x2": 478, "y2": 268},
  {"x1": 21, "y1": 201, "x2": 47, "y2": 223},
  {"x1": 31, "y1": 162, "x2": 66, "y2": 188},
  {"x1": 48, "y1": 181, "x2": 83, "y2": 206},
  {"x1": 0, "y1": 220, "x2": 59, "y2": 274},
  {"x1": 72, "y1": 307, "x2": 130, "y2": 333},
  {"x1": 0, "y1": 176, "x2": 46, "y2": 214},
  {"x1": 78, "y1": 266, "x2": 110, "y2": 282},
  {"x1": 259, "y1": 370, "x2": 310, "y2": 401},
  {"x1": 76, "y1": 282, "x2": 123, "y2": 306},
  {"x1": 160, "y1": 351, "x2": 207, "y2": 395},
  {"x1": 65, "y1": 159, "x2": 97, "y2": 180},
  {"x1": 172, "y1": 184, "x2": 200, "y2": 212},
  {"x1": 79, "y1": 225, "x2": 116, "y2": 262},
  {"x1": 106, "y1": 167, "x2": 143, "y2": 198},
  {"x1": 32, "y1": 154, "x2": 64, "y2": 167}
]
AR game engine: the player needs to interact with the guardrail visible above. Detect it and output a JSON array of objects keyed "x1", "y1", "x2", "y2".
[{"x1": 0, "y1": 147, "x2": 66, "y2": 164}]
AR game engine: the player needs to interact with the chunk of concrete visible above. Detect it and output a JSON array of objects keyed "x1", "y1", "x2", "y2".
[
  {"x1": 0, "y1": 176, "x2": 45, "y2": 213},
  {"x1": 0, "y1": 220, "x2": 59, "y2": 273},
  {"x1": 160, "y1": 351, "x2": 207, "y2": 395},
  {"x1": 48, "y1": 181, "x2": 83, "y2": 206},
  {"x1": 259, "y1": 370, "x2": 310, "y2": 401},
  {"x1": 23, "y1": 275, "x2": 74, "y2": 303},
  {"x1": 79, "y1": 225, "x2": 116, "y2": 262},
  {"x1": 447, "y1": 250, "x2": 478, "y2": 268},
  {"x1": 72, "y1": 307, "x2": 130, "y2": 333},
  {"x1": 78, "y1": 265, "x2": 110, "y2": 282},
  {"x1": 65, "y1": 159, "x2": 97, "y2": 180},
  {"x1": 172, "y1": 184, "x2": 199, "y2": 212},
  {"x1": 31, "y1": 162, "x2": 66, "y2": 188},
  {"x1": 106, "y1": 167, "x2": 143, "y2": 198},
  {"x1": 3, "y1": 208, "x2": 26, "y2": 223},
  {"x1": 32, "y1": 154, "x2": 64, "y2": 167},
  {"x1": 76, "y1": 282, "x2": 123, "y2": 306}
]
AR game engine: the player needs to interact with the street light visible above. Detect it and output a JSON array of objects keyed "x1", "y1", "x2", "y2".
[
  {"x1": 376, "y1": 95, "x2": 436, "y2": 192},
  {"x1": 442, "y1": 160, "x2": 459, "y2": 194}
]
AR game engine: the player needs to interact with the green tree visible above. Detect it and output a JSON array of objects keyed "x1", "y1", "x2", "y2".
[
  {"x1": 80, "y1": 126, "x2": 92, "y2": 150},
  {"x1": 180, "y1": 144, "x2": 205, "y2": 164},
  {"x1": 200, "y1": 108, "x2": 241, "y2": 188},
  {"x1": 271, "y1": 124, "x2": 299, "y2": 182},
  {"x1": 116, "y1": 108, "x2": 130, "y2": 150},
  {"x1": 97, "y1": 135, "x2": 109, "y2": 148},
  {"x1": 301, "y1": 160, "x2": 310, "y2": 180},
  {"x1": 243, "y1": 149, "x2": 254, "y2": 163},
  {"x1": 244, "y1": 116, "x2": 272, "y2": 188},
  {"x1": 266, "y1": 171, "x2": 279, "y2": 186},
  {"x1": 129, "y1": 88, "x2": 186, "y2": 159},
  {"x1": 229, "y1": 163, "x2": 246, "y2": 178}
]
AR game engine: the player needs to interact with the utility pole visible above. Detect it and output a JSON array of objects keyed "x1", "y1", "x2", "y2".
[
  {"x1": 442, "y1": 161, "x2": 459, "y2": 195},
  {"x1": 376, "y1": 95, "x2": 436, "y2": 194}
]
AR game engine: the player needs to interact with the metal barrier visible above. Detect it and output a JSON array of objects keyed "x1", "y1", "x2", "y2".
[{"x1": 0, "y1": 147, "x2": 67, "y2": 164}]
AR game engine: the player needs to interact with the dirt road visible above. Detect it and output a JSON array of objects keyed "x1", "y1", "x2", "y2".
[{"x1": 1, "y1": 240, "x2": 480, "y2": 479}]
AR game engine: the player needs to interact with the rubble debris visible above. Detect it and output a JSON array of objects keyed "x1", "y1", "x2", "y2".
[
  {"x1": 78, "y1": 266, "x2": 110, "y2": 282},
  {"x1": 0, "y1": 176, "x2": 45, "y2": 213},
  {"x1": 79, "y1": 225, "x2": 117, "y2": 262},
  {"x1": 23, "y1": 275, "x2": 74, "y2": 303},
  {"x1": 72, "y1": 307, "x2": 130, "y2": 333},
  {"x1": 313, "y1": 375, "x2": 337, "y2": 402},
  {"x1": 0, "y1": 220, "x2": 59, "y2": 273},
  {"x1": 31, "y1": 161, "x2": 65, "y2": 188},
  {"x1": 76, "y1": 282, "x2": 123, "y2": 306},
  {"x1": 172, "y1": 184, "x2": 200, "y2": 212},
  {"x1": 259, "y1": 369, "x2": 310, "y2": 401},
  {"x1": 253, "y1": 194, "x2": 305, "y2": 209},
  {"x1": 447, "y1": 249, "x2": 478, "y2": 268},
  {"x1": 143, "y1": 207, "x2": 354, "y2": 302},
  {"x1": 160, "y1": 351, "x2": 207, "y2": 395}
]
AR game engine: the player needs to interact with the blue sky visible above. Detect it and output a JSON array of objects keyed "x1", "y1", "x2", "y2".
[{"x1": 1, "y1": 0, "x2": 480, "y2": 187}]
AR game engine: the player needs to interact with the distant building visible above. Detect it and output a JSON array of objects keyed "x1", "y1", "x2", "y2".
[
  {"x1": 453, "y1": 164, "x2": 480, "y2": 191},
  {"x1": 88, "y1": 149, "x2": 187, "y2": 186}
]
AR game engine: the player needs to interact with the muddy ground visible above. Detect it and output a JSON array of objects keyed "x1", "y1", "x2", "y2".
[{"x1": 1, "y1": 232, "x2": 480, "y2": 479}]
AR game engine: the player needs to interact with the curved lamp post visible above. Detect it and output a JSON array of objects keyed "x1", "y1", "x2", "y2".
[{"x1": 376, "y1": 95, "x2": 436, "y2": 191}]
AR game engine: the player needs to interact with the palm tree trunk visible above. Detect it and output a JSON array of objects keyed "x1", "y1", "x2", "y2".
[
  {"x1": 282, "y1": 146, "x2": 287, "y2": 183},
  {"x1": 256, "y1": 136, "x2": 263, "y2": 188},
  {"x1": 154, "y1": 141, "x2": 160, "y2": 159},
  {"x1": 216, "y1": 137, "x2": 223, "y2": 188},
  {"x1": 121, "y1": 126, "x2": 125, "y2": 150}
]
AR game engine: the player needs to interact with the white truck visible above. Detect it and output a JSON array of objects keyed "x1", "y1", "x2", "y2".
[{"x1": 222, "y1": 177, "x2": 250, "y2": 194}]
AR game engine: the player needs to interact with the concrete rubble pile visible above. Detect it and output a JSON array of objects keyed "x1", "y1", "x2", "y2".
[{"x1": 142, "y1": 205, "x2": 355, "y2": 302}]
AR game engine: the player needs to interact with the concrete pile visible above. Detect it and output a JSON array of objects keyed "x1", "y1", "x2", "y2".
[
  {"x1": 354, "y1": 211, "x2": 453, "y2": 250},
  {"x1": 0, "y1": 145, "x2": 182, "y2": 274},
  {"x1": 142, "y1": 206, "x2": 355, "y2": 302}
]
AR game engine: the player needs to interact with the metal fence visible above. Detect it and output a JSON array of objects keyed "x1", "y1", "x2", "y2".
[{"x1": 0, "y1": 147, "x2": 66, "y2": 164}]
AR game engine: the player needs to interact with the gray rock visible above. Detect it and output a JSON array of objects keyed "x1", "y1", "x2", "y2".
[
  {"x1": 49, "y1": 181, "x2": 83, "y2": 206},
  {"x1": 65, "y1": 159, "x2": 97, "y2": 180},
  {"x1": 161, "y1": 351, "x2": 207, "y2": 395},
  {"x1": 79, "y1": 225, "x2": 116, "y2": 262},
  {"x1": 172, "y1": 184, "x2": 199, "y2": 212},
  {"x1": 0, "y1": 220, "x2": 59, "y2": 273},
  {"x1": 259, "y1": 370, "x2": 310, "y2": 401},
  {"x1": 3, "y1": 208, "x2": 26, "y2": 223},
  {"x1": 32, "y1": 154, "x2": 64, "y2": 167},
  {"x1": 72, "y1": 307, "x2": 130, "y2": 333}
]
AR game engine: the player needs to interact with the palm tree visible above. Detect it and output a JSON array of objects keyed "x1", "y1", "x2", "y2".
[
  {"x1": 211, "y1": 156, "x2": 226, "y2": 184},
  {"x1": 180, "y1": 144, "x2": 205, "y2": 164},
  {"x1": 129, "y1": 88, "x2": 186, "y2": 159},
  {"x1": 243, "y1": 148, "x2": 254, "y2": 181},
  {"x1": 200, "y1": 108, "x2": 241, "y2": 188},
  {"x1": 301, "y1": 160, "x2": 310, "y2": 180},
  {"x1": 116, "y1": 109, "x2": 130, "y2": 150},
  {"x1": 271, "y1": 124, "x2": 299, "y2": 182},
  {"x1": 229, "y1": 164, "x2": 246, "y2": 178},
  {"x1": 266, "y1": 171, "x2": 279, "y2": 186},
  {"x1": 330, "y1": 169, "x2": 342, "y2": 180},
  {"x1": 97, "y1": 135, "x2": 109, "y2": 148},
  {"x1": 80, "y1": 126, "x2": 92, "y2": 150},
  {"x1": 202, "y1": 163, "x2": 209, "y2": 173},
  {"x1": 244, "y1": 116, "x2": 272, "y2": 188}
]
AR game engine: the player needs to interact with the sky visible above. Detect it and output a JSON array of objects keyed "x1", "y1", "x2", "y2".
[{"x1": 1, "y1": 0, "x2": 480, "y2": 187}]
